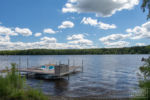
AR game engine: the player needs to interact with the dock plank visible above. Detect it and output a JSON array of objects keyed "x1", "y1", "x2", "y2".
[{"x1": 18, "y1": 68, "x2": 55, "y2": 75}]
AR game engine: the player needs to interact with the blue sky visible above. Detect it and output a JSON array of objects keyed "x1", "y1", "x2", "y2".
[{"x1": 0, "y1": 0, "x2": 149, "y2": 50}]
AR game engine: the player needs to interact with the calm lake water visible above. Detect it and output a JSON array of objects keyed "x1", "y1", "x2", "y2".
[{"x1": 0, "y1": 55, "x2": 149, "y2": 98}]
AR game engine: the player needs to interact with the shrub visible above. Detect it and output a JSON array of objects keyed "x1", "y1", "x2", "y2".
[
  {"x1": 133, "y1": 57, "x2": 150, "y2": 100},
  {"x1": 0, "y1": 63, "x2": 48, "y2": 100}
]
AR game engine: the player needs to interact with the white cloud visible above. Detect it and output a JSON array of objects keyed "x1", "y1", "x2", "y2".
[
  {"x1": 15, "y1": 27, "x2": 32, "y2": 36},
  {"x1": 98, "y1": 21, "x2": 150, "y2": 48},
  {"x1": 126, "y1": 21, "x2": 150, "y2": 40},
  {"x1": 58, "y1": 21, "x2": 74, "y2": 29},
  {"x1": 62, "y1": 0, "x2": 139, "y2": 17},
  {"x1": 43, "y1": 28, "x2": 56, "y2": 34},
  {"x1": 40, "y1": 37, "x2": 57, "y2": 43},
  {"x1": 0, "y1": 35, "x2": 10, "y2": 42},
  {"x1": 99, "y1": 22, "x2": 116, "y2": 30},
  {"x1": 81, "y1": 17, "x2": 117, "y2": 30},
  {"x1": 0, "y1": 23, "x2": 96, "y2": 50},
  {"x1": 34, "y1": 33, "x2": 42, "y2": 37},
  {"x1": 104, "y1": 41, "x2": 130, "y2": 48},
  {"x1": 67, "y1": 34, "x2": 84, "y2": 40},
  {"x1": 62, "y1": 3, "x2": 77, "y2": 13},
  {"x1": 0, "y1": 22, "x2": 2, "y2": 24},
  {"x1": 0, "y1": 26, "x2": 17, "y2": 36},
  {"x1": 68, "y1": 39, "x2": 93, "y2": 45},
  {"x1": 0, "y1": 39, "x2": 96, "y2": 50},
  {"x1": 99, "y1": 33, "x2": 131, "y2": 48},
  {"x1": 67, "y1": 34, "x2": 93, "y2": 45},
  {"x1": 69, "y1": 0, "x2": 77, "y2": 3},
  {"x1": 136, "y1": 43, "x2": 146, "y2": 46},
  {"x1": 81, "y1": 17, "x2": 98, "y2": 26},
  {"x1": 99, "y1": 33, "x2": 131, "y2": 42}
]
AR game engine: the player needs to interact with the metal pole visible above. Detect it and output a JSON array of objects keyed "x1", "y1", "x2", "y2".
[
  {"x1": 59, "y1": 61, "x2": 61, "y2": 65},
  {"x1": 73, "y1": 59, "x2": 75, "y2": 66},
  {"x1": 19, "y1": 56, "x2": 21, "y2": 66},
  {"x1": 67, "y1": 59, "x2": 70, "y2": 80},
  {"x1": 49, "y1": 57, "x2": 51, "y2": 65},
  {"x1": 27, "y1": 56, "x2": 29, "y2": 68},
  {"x1": 7, "y1": 55, "x2": 9, "y2": 67},
  {"x1": 82, "y1": 60, "x2": 84, "y2": 72},
  {"x1": 19, "y1": 56, "x2": 21, "y2": 68},
  {"x1": 55, "y1": 61, "x2": 57, "y2": 65},
  {"x1": 26, "y1": 56, "x2": 29, "y2": 79},
  {"x1": 68, "y1": 74, "x2": 70, "y2": 80},
  {"x1": 18, "y1": 56, "x2": 21, "y2": 74},
  {"x1": 68, "y1": 59, "x2": 70, "y2": 66},
  {"x1": 59, "y1": 64, "x2": 61, "y2": 77}
]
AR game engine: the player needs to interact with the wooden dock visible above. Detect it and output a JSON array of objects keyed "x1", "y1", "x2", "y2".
[
  {"x1": 18, "y1": 66, "x2": 81, "y2": 76},
  {"x1": 18, "y1": 64, "x2": 83, "y2": 79},
  {"x1": 0, "y1": 59, "x2": 84, "y2": 79}
]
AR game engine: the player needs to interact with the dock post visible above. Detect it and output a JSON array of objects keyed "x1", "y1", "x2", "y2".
[
  {"x1": 19, "y1": 56, "x2": 21, "y2": 74},
  {"x1": 68, "y1": 59, "x2": 70, "y2": 80},
  {"x1": 68, "y1": 74, "x2": 70, "y2": 80},
  {"x1": 26, "y1": 73, "x2": 29, "y2": 79},
  {"x1": 55, "y1": 61, "x2": 57, "y2": 65},
  {"x1": 73, "y1": 59, "x2": 75, "y2": 66},
  {"x1": 6, "y1": 55, "x2": 9, "y2": 69},
  {"x1": 7, "y1": 55, "x2": 8, "y2": 67},
  {"x1": 26, "y1": 56, "x2": 29, "y2": 79},
  {"x1": 59, "y1": 61, "x2": 61, "y2": 65},
  {"x1": 68, "y1": 59, "x2": 70, "y2": 66},
  {"x1": 68, "y1": 59, "x2": 70, "y2": 71},
  {"x1": 27, "y1": 56, "x2": 29, "y2": 68},
  {"x1": 49, "y1": 57, "x2": 51, "y2": 65},
  {"x1": 82, "y1": 60, "x2": 84, "y2": 72}
]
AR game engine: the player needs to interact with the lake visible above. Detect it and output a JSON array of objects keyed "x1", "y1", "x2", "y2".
[{"x1": 0, "y1": 55, "x2": 149, "y2": 98}]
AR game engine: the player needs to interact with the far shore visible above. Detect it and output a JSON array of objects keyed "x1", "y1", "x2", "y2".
[{"x1": 0, "y1": 45, "x2": 150, "y2": 55}]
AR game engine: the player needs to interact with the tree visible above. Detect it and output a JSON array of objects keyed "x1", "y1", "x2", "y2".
[{"x1": 142, "y1": 0, "x2": 150, "y2": 19}]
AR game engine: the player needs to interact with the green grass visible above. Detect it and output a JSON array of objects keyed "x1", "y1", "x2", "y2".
[{"x1": 0, "y1": 63, "x2": 49, "y2": 100}]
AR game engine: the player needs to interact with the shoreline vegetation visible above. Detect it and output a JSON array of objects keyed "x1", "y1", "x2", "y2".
[
  {"x1": 0, "y1": 63, "x2": 49, "y2": 100},
  {"x1": 0, "y1": 45, "x2": 150, "y2": 55},
  {"x1": 133, "y1": 57, "x2": 150, "y2": 100}
]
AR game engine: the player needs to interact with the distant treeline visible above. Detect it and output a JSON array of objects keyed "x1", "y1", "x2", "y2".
[{"x1": 0, "y1": 45, "x2": 150, "y2": 55}]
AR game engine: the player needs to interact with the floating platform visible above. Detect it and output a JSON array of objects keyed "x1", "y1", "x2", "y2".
[{"x1": 18, "y1": 64, "x2": 83, "y2": 79}]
